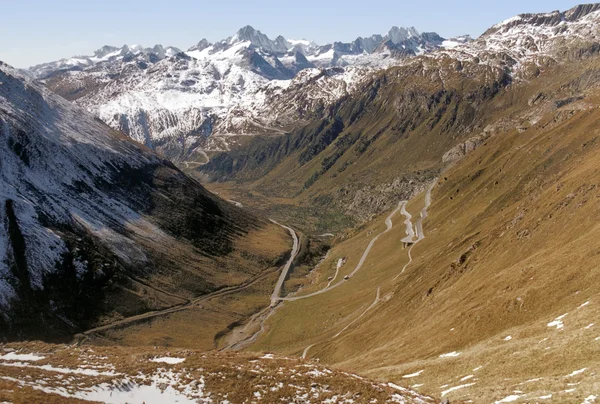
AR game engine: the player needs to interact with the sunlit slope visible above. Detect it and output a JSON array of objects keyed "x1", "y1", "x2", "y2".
[{"x1": 252, "y1": 61, "x2": 600, "y2": 402}]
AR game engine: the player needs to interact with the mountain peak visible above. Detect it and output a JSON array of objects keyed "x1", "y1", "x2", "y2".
[
  {"x1": 188, "y1": 38, "x2": 212, "y2": 52},
  {"x1": 565, "y1": 3, "x2": 600, "y2": 21},
  {"x1": 232, "y1": 25, "x2": 262, "y2": 42},
  {"x1": 230, "y1": 26, "x2": 290, "y2": 53},
  {"x1": 387, "y1": 26, "x2": 421, "y2": 43},
  {"x1": 93, "y1": 45, "x2": 120, "y2": 58}
]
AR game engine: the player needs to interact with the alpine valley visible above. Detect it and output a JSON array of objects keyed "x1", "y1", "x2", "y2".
[{"x1": 2, "y1": 3, "x2": 600, "y2": 403}]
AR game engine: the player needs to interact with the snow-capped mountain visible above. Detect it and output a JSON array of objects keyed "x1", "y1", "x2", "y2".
[
  {"x1": 26, "y1": 44, "x2": 181, "y2": 80},
  {"x1": 39, "y1": 25, "x2": 446, "y2": 159}
]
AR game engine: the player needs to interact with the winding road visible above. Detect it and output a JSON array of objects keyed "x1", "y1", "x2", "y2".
[
  {"x1": 393, "y1": 183, "x2": 435, "y2": 280},
  {"x1": 222, "y1": 222, "x2": 300, "y2": 350},
  {"x1": 326, "y1": 258, "x2": 344, "y2": 289},
  {"x1": 269, "y1": 220, "x2": 300, "y2": 305},
  {"x1": 302, "y1": 287, "x2": 382, "y2": 358},
  {"x1": 301, "y1": 182, "x2": 436, "y2": 358},
  {"x1": 400, "y1": 202, "x2": 415, "y2": 243},
  {"x1": 278, "y1": 201, "x2": 405, "y2": 302}
]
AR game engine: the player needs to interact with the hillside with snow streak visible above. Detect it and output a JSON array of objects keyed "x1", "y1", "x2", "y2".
[{"x1": 0, "y1": 62, "x2": 283, "y2": 340}]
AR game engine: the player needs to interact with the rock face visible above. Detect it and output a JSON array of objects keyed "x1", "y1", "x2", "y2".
[
  {"x1": 442, "y1": 133, "x2": 493, "y2": 163},
  {"x1": 0, "y1": 62, "x2": 276, "y2": 340}
]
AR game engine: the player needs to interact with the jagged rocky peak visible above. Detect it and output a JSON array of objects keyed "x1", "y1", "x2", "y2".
[
  {"x1": 449, "y1": 34, "x2": 474, "y2": 43},
  {"x1": 386, "y1": 26, "x2": 421, "y2": 43},
  {"x1": 188, "y1": 38, "x2": 212, "y2": 52},
  {"x1": 116, "y1": 44, "x2": 181, "y2": 58},
  {"x1": 566, "y1": 3, "x2": 600, "y2": 21},
  {"x1": 353, "y1": 35, "x2": 384, "y2": 53},
  {"x1": 233, "y1": 26, "x2": 271, "y2": 46},
  {"x1": 229, "y1": 26, "x2": 291, "y2": 53},
  {"x1": 148, "y1": 44, "x2": 181, "y2": 58},
  {"x1": 88, "y1": 44, "x2": 182, "y2": 62},
  {"x1": 420, "y1": 32, "x2": 445, "y2": 43},
  {"x1": 274, "y1": 35, "x2": 292, "y2": 51}
]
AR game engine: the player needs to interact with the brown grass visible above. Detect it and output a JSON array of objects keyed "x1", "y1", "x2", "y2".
[{"x1": 244, "y1": 58, "x2": 600, "y2": 402}]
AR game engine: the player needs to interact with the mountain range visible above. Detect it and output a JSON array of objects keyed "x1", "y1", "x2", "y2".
[
  {"x1": 29, "y1": 5, "x2": 600, "y2": 163},
  {"x1": 29, "y1": 25, "x2": 467, "y2": 160}
]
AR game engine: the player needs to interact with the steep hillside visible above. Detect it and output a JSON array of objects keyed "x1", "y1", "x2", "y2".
[
  {"x1": 200, "y1": 55, "x2": 509, "y2": 231},
  {"x1": 239, "y1": 67, "x2": 600, "y2": 403},
  {"x1": 0, "y1": 62, "x2": 289, "y2": 341}
]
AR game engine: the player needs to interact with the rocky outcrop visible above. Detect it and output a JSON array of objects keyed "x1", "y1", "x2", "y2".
[{"x1": 442, "y1": 133, "x2": 493, "y2": 163}]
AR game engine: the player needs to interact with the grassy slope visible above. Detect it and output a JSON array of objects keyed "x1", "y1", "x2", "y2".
[
  {"x1": 249, "y1": 58, "x2": 600, "y2": 402},
  {"x1": 83, "y1": 220, "x2": 291, "y2": 350}
]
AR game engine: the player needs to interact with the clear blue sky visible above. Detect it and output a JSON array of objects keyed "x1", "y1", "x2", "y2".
[{"x1": 0, "y1": 0, "x2": 583, "y2": 68}]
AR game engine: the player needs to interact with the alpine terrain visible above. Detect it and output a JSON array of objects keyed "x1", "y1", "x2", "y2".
[{"x1": 3, "y1": 2, "x2": 600, "y2": 404}]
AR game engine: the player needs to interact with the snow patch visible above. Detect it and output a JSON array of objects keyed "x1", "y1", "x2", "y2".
[
  {"x1": 0, "y1": 361, "x2": 117, "y2": 376},
  {"x1": 548, "y1": 313, "x2": 568, "y2": 329},
  {"x1": 402, "y1": 370, "x2": 424, "y2": 378},
  {"x1": 441, "y1": 383, "x2": 476, "y2": 397},
  {"x1": 565, "y1": 368, "x2": 587, "y2": 378},
  {"x1": 0, "y1": 352, "x2": 45, "y2": 362},
  {"x1": 439, "y1": 351, "x2": 461, "y2": 358},
  {"x1": 578, "y1": 301, "x2": 590, "y2": 309},
  {"x1": 149, "y1": 357, "x2": 186, "y2": 364}
]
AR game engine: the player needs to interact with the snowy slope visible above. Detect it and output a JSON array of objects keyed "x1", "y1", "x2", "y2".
[
  {"x1": 0, "y1": 62, "x2": 162, "y2": 303},
  {"x1": 434, "y1": 4, "x2": 600, "y2": 75},
  {"x1": 0, "y1": 343, "x2": 437, "y2": 404}
]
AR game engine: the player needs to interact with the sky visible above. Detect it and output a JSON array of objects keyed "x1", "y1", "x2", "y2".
[{"x1": 0, "y1": 0, "x2": 584, "y2": 68}]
